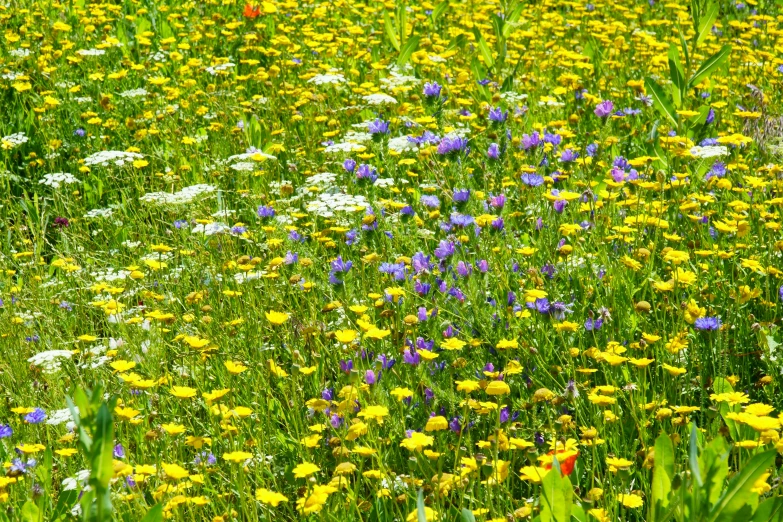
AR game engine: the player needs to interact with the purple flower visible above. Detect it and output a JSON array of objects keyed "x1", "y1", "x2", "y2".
[
  {"x1": 456, "y1": 261, "x2": 472, "y2": 277},
  {"x1": 356, "y1": 163, "x2": 378, "y2": 182},
  {"x1": 450, "y1": 213, "x2": 474, "y2": 228},
  {"x1": 174, "y1": 219, "x2": 189, "y2": 229},
  {"x1": 779, "y1": 285, "x2": 783, "y2": 302},
  {"x1": 420, "y1": 195, "x2": 440, "y2": 208},
  {"x1": 331, "y1": 256, "x2": 352, "y2": 273},
  {"x1": 368, "y1": 118, "x2": 390, "y2": 135},
  {"x1": 488, "y1": 107, "x2": 507, "y2": 123},
  {"x1": 449, "y1": 417, "x2": 462, "y2": 433},
  {"x1": 330, "y1": 413, "x2": 343, "y2": 429},
  {"x1": 520, "y1": 132, "x2": 541, "y2": 150},
  {"x1": 553, "y1": 199, "x2": 567, "y2": 213},
  {"x1": 594, "y1": 100, "x2": 614, "y2": 117},
  {"x1": 257, "y1": 205, "x2": 275, "y2": 219},
  {"x1": 521, "y1": 173, "x2": 544, "y2": 187},
  {"x1": 73, "y1": 128, "x2": 86, "y2": 137},
  {"x1": 560, "y1": 149, "x2": 579, "y2": 162},
  {"x1": 476, "y1": 259, "x2": 489, "y2": 273},
  {"x1": 489, "y1": 194, "x2": 506, "y2": 208},
  {"x1": 53, "y1": 216, "x2": 70, "y2": 228},
  {"x1": 434, "y1": 240, "x2": 455, "y2": 259},
  {"x1": 24, "y1": 408, "x2": 46, "y2": 424},
  {"x1": 411, "y1": 252, "x2": 433, "y2": 273},
  {"x1": 365, "y1": 370, "x2": 377, "y2": 385},
  {"x1": 584, "y1": 317, "x2": 603, "y2": 331},
  {"x1": 586, "y1": 143, "x2": 598, "y2": 156},
  {"x1": 694, "y1": 316, "x2": 722, "y2": 331},
  {"x1": 403, "y1": 349, "x2": 421, "y2": 365},
  {"x1": 452, "y1": 189, "x2": 470, "y2": 203},
  {"x1": 487, "y1": 142, "x2": 500, "y2": 159},
  {"x1": 340, "y1": 359, "x2": 353, "y2": 373},
  {"x1": 321, "y1": 388, "x2": 334, "y2": 401},
  {"x1": 423, "y1": 82, "x2": 442, "y2": 98},
  {"x1": 437, "y1": 135, "x2": 468, "y2": 156},
  {"x1": 113, "y1": 444, "x2": 126, "y2": 459},
  {"x1": 0, "y1": 425, "x2": 12, "y2": 438},
  {"x1": 343, "y1": 158, "x2": 357, "y2": 172}
]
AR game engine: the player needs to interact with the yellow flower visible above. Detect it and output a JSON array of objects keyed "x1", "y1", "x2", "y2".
[
  {"x1": 425, "y1": 416, "x2": 448, "y2": 431},
  {"x1": 391, "y1": 387, "x2": 413, "y2": 401},
  {"x1": 495, "y1": 338, "x2": 518, "y2": 349},
  {"x1": 265, "y1": 311, "x2": 290, "y2": 325},
  {"x1": 334, "y1": 329, "x2": 357, "y2": 343},
  {"x1": 223, "y1": 451, "x2": 253, "y2": 463},
  {"x1": 618, "y1": 493, "x2": 644, "y2": 508},
  {"x1": 519, "y1": 466, "x2": 549, "y2": 483},
  {"x1": 292, "y1": 462, "x2": 320, "y2": 478},
  {"x1": 364, "y1": 328, "x2": 391, "y2": 340},
  {"x1": 224, "y1": 361, "x2": 248, "y2": 375},
  {"x1": 161, "y1": 423, "x2": 186, "y2": 435},
  {"x1": 441, "y1": 337, "x2": 466, "y2": 351},
  {"x1": 485, "y1": 381, "x2": 510, "y2": 396},
  {"x1": 407, "y1": 507, "x2": 438, "y2": 522},
  {"x1": 456, "y1": 380, "x2": 481, "y2": 393},
  {"x1": 170, "y1": 386, "x2": 198, "y2": 399},
  {"x1": 357, "y1": 405, "x2": 389, "y2": 423},
  {"x1": 400, "y1": 432, "x2": 434, "y2": 452},
  {"x1": 162, "y1": 463, "x2": 189, "y2": 480}
]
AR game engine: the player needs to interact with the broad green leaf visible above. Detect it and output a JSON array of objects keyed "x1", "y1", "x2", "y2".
[
  {"x1": 20, "y1": 501, "x2": 39, "y2": 522},
  {"x1": 472, "y1": 29, "x2": 495, "y2": 69},
  {"x1": 397, "y1": 35, "x2": 420, "y2": 68},
  {"x1": 668, "y1": 44, "x2": 686, "y2": 107},
  {"x1": 503, "y1": 2, "x2": 524, "y2": 37},
  {"x1": 652, "y1": 432, "x2": 674, "y2": 519},
  {"x1": 52, "y1": 491, "x2": 78, "y2": 521},
  {"x1": 540, "y1": 460, "x2": 572, "y2": 522},
  {"x1": 688, "y1": 45, "x2": 731, "y2": 89},
  {"x1": 91, "y1": 403, "x2": 115, "y2": 488},
  {"x1": 750, "y1": 497, "x2": 783, "y2": 522},
  {"x1": 644, "y1": 77, "x2": 678, "y2": 127},
  {"x1": 140, "y1": 504, "x2": 164, "y2": 522},
  {"x1": 397, "y1": 4, "x2": 407, "y2": 47},
  {"x1": 417, "y1": 489, "x2": 427, "y2": 522},
  {"x1": 571, "y1": 504, "x2": 587, "y2": 522},
  {"x1": 384, "y1": 11, "x2": 400, "y2": 51},
  {"x1": 696, "y1": 2, "x2": 719, "y2": 47},
  {"x1": 461, "y1": 508, "x2": 477, "y2": 522},
  {"x1": 699, "y1": 437, "x2": 729, "y2": 506},
  {"x1": 431, "y1": 1, "x2": 449, "y2": 24},
  {"x1": 709, "y1": 450, "x2": 776, "y2": 522},
  {"x1": 690, "y1": 423, "x2": 703, "y2": 487}
]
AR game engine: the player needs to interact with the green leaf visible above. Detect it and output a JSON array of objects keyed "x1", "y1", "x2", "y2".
[
  {"x1": 461, "y1": 508, "x2": 477, "y2": 522},
  {"x1": 417, "y1": 489, "x2": 427, "y2": 522},
  {"x1": 571, "y1": 504, "x2": 587, "y2": 522},
  {"x1": 679, "y1": 30, "x2": 691, "y2": 69},
  {"x1": 690, "y1": 423, "x2": 703, "y2": 487},
  {"x1": 708, "y1": 450, "x2": 776, "y2": 522},
  {"x1": 700, "y1": 437, "x2": 729, "y2": 506},
  {"x1": 644, "y1": 77, "x2": 678, "y2": 127},
  {"x1": 397, "y1": 4, "x2": 407, "y2": 47},
  {"x1": 140, "y1": 504, "x2": 164, "y2": 522},
  {"x1": 383, "y1": 11, "x2": 400, "y2": 52},
  {"x1": 91, "y1": 403, "x2": 115, "y2": 488},
  {"x1": 52, "y1": 491, "x2": 78, "y2": 521},
  {"x1": 652, "y1": 433, "x2": 674, "y2": 519},
  {"x1": 503, "y1": 2, "x2": 524, "y2": 37},
  {"x1": 696, "y1": 2, "x2": 719, "y2": 47},
  {"x1": 472, "y1": 28, "x2": 495, "y2": 69},
  {"x1": 688, "y1": 45, "x2": 731, "y2": 89},
  {"x1": 396, "y1": 35, "x2": 420, "y2": 68},
  {"x1": 668, "y1": 44, "x2": 686, "y2": 107},
  {"x1": 690, "y1": 0, "x2": 700, "y2": 35},
  {"x1": 20, "y1": 501, "x2": 39, "y2": 522},
  {"x1": 431, "y1": 1, "x2": 449, "y2": 24},
  {"x1": 750, "y1": 496, "x2": 783, "y2": 522},
  {"x1": 540, "y1": 459, "x2": 572, "y2": 522}
]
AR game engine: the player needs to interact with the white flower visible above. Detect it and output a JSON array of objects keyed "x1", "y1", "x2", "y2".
[
  {"x1": 2, "y1": 132, "x2": 28, "y2": 148},
  {"x1": 690, "y1": 145, "x2": 729, "y2": 159},
  {"x1": 140, "y1": 184, "x2": 216, "y2": 205},
  {"x1": 324, "y1": 142, "x2": 366, "y2": 153},
  {"x1": 119, "y1": 88, "x2": 148, "y2": 98},
  {"x1": 83, "y1": 208, "x2": 114, "y2": 219},
  {"x1": 83, "y1": 150, "x2": 143, "y2": 167},
  {"x1": 192, "y1": 222, "x2": 229, "y2": 236},
  {"x1": 363, "y1": 93, "x2": 397, "y2": 105},
  {"x1": 388, "y1": 136, "x2": 419, "y2": 153},
  {"x1": 308, "y1": 73, "x2": 346, "y2": 85},
  {"x1": 76, "y1": 49, "x2": 106, "y2": 56},
  {"x1": 46, "y1": 408, "x2": 76, "y2": 426},
  {"x1": 28, "y1": 350, "x2": 73, "y2": 373},
  {"x1": 39, "y1": 172, "x2": 80, "y2": 189}
]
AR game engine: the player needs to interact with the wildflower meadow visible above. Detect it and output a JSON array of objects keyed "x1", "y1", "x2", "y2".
[{"x1": 3, "y1": 0, "x2": 783, "y2": 520}]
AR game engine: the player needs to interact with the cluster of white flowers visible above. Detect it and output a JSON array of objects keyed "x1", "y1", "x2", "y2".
[
  {"x1": 91, "y1": 268, "x2": 131, "y2": 282},
  {"x1": 306, "y1": 192, "x2": 368, "y2": 218},
  {"x1": 381, "y1": 71, "x2": 419, "y2": 89},
  {"x1": 206, "y1": 62, "x2": 235, "y2": 75},
  {"x1": 74, "y1": 96, "x2": 92, "y2": 104},
  {"x1": 388, "y1": 136, "x2": 419, "y2": 153},
  {"x1": 139, "y1": 183, "x2": 216, "y2": 205},
  {"x1": 306, "y1": 172, "x2": 338, "y2": 186},
  {"x1": 39, "y1": 172, "x2": 80, "y2": 189},
  {"x1": 83, "y1": 150, "x2": 143, "y2": 167},
  {"x1": 230, "y1": 161, "x2": 256, "y2": 172},
  {"x1": 374, "y1": 178, "x2": 396, "y2": 188},
  {"x1": 9, "y1": 48, "x2": 31, "y2": 58},
  {"x1": 2, "y1": 132, "x2": 28, "y2": 148},
  {"x1": 324, "y1": 141, "x2": 366, "y2": 153},
  {"x1": 2, "y1": 71, "x2": 21, "y2": 80},
  {"x1": 690, "y1": 145, "x2": 729, "y2": 159},
  {"x1": 147, "y1": 51, "x2": 167, "y2": 62},
  {"x1": 308, "y1": 73, "x2": 345, "y2": 85},
  {"x1": 363, "y1": 93, "x2": 397, "y2": 105},
  {"x1": 500, "y1": 91, "x2": 528, "y2": 103},
  {"x1": 119, "y1": 88, "x2": 148, "y2": 98},
  {"x1": 27, "y1": 350, "x2": 73, "y2": 373},
  {"x1": 122, "y1": 240, "x2": 141, "y2": 249},
  {"x1": 83, "y1": 207, "x2": 114, "y2": 219},
  {"x1": 76, "y1": 49, "x2": 106, "y2": 56},
  {"x1": 343, "y1": 130, "x2": 372, "y2": 143},
  {"x1": 211, "y1": 209, "x2": 236, "y2": 218},
  {"x1": 192, "y1": 222, "x2": 229, "y2": 235}
]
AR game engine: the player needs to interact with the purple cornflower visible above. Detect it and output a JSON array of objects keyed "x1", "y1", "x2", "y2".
[
  {"x1": 113, "y1": 444, "x2": 126, "y2": 459},
  {"x1": 437, "y1": 135, "x2": 468, "y2": 156},
  {"x1": 434, "y1": 240, "x2": 455, "y2": 259},
  {"x1": 489, "y1": 194, "x2": 506, "y2": 208},
  {"x1": 24, "y1": 408, "x2": 46, "y2": 424},
  {"x1": 365, "y1": 370, "x2": 377, "y2": 385},
  {"x1": 257, "y1": 205, "x2": 275, "y2": 219},
  {"x1": 0, "y1": 425, "x2": 12, "y2": 438},
  {"x1": 423, "y1": 82, "x2": 442, "y2": 97},
  {"x1": 488, "y1": 107, "x2": 508, "y2": 123},
  {"x1": 331, "y1": 256, "x2": 352, "y2": 273},
  {"x1": 452, "y1": 189, "x2": 470, "y2": 203},
  {"x1": 694, "y1": 316, "x2": 722, "y2": 331},
  {"x1": 343, "y1": 158, "x2": 357, "y2": 172},
  {"x1": 487, "y1": 142, "x2": 500, "y2": 159},
  {"x1": 521, "y1": 173, "x2": 544, "y2": 187},
  {"x1": 356, "y1": 163, "x2": 377, "y2": 182},
  {"x1": 420, "y1": 195, "x2": 440, "y2": 208},
  {"x1": 594, "y1": 100, "x2": 614, "y2": 117},
  {"x1": 368, "y1": 118, "x2": 389, "y2": 135},
  {"x1": 520, "y1": 132, "x2": 541, "y2": 150},
  {"x1": 73, "y1": 128, "x2": 86, "y2": 137},
  {"x1": 584, "y1": 317, "x2": 603, "y2": 331},
  {"x1": 560, "y1": 149, "x2": 579, "y2": 162}
]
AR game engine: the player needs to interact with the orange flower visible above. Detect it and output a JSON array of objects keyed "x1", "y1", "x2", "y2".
[{"x1": 243, "y1": 3, "x2": 261, "y2": 17}]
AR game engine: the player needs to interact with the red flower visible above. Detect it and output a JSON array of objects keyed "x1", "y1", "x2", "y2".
[
  {"x1": 544, "y1": 450, "x2": 578, "y2": 476},
  {"x1": 243, "y1": 3, "x2": 261, "y2": 18}
]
